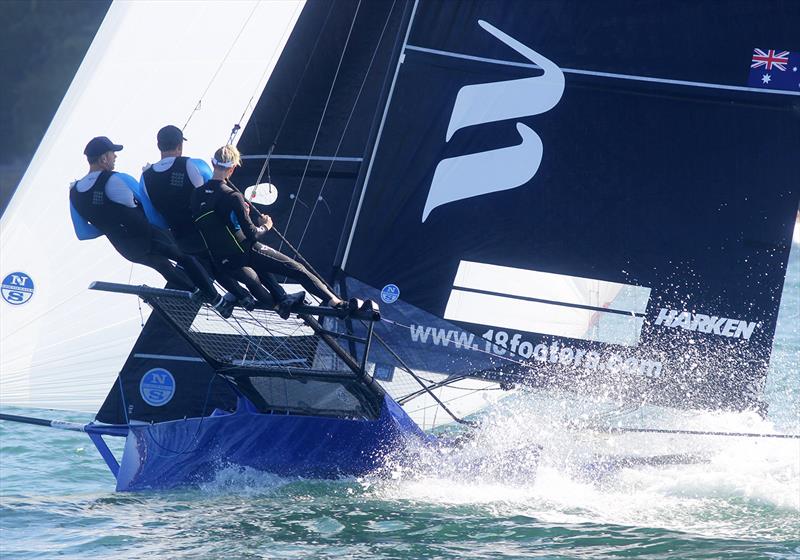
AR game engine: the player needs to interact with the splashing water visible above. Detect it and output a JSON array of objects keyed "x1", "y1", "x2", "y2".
[
  {"x1": 367, "y1": 388, "x2": 798, "y2": 542},
  {"x1": 0, "y1": 249, "x2": 798, "y2": 559}
]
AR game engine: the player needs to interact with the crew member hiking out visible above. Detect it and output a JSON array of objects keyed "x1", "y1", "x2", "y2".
[
  {"x1": 69, "y1": 136, "x2": 233, "y2": 317},
  {"x1": 136, "y1": 125, "x2": 255, "y2": 310},
  {"x1": 191, "y1": 145, "x2": 348, "y2": 319}
]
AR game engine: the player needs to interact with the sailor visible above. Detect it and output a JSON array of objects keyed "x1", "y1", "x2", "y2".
[
  {"x1": 137, "y1": 125, "x2": 255, "y2": 310},
  {"x1": 69, "y1": 136, "x2": 233, "y2": 316},
  {"x1": 190, "y1": 144, "x2": 348, "y2": 319}
]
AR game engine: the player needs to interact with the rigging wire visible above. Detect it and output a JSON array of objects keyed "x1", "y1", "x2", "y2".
[
  {"x1": 586, "y1": 426, "x2": 800, "y2": 440},
  {"x1": 118, "y1": 373, "x2": 130, "y2": 425},
  {"x1": 356, "y1": 320, "x2": 476, "y2": 427},
  {"x1": 227, "y1": 178, "x2": 336, "y2": 293},
  {"x1": 127, "y1": 263, "x2": 145, "y2": 327},
  {"x1": 378, "y1": 317, "x2": 799, "y2": 438},
  {"x1": 226, "y1": 0, "x2": 306, "y2": 146},
  {"x1": 250, "y1": 1, "x2": 338, "y2": 188},
  {"x1": 182, "y1": 1, "x2": 261, "y2": 133},
  {"x1": 271, "y1": 1, "x2": 337, "y2": 151},
  {"x1": 281, "y1": 0, "x2": 364, "y2": 252},
  {"x1": 296, "y1": 0, "x2": 399, "y2": 252}
]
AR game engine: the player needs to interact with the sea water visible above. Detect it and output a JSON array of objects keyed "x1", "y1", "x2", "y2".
[{"x1": 1, "y1": 249, "x2": 798, "y2": 559}]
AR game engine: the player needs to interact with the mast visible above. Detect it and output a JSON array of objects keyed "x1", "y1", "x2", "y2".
[{"x1": 337, "y1": 0, "x2": 420, "y2": 270}]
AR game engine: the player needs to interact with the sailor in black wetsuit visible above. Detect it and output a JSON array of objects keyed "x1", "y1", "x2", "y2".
[
  {"x1": 191, "y1": 145, "x2": 346, "y2": 319},
  {"x1": 69, "y1": 136, "x2": 233, "y2": 316},
  {"x1": 139, "y1": 125, "x2": 255, "y2": 309}
]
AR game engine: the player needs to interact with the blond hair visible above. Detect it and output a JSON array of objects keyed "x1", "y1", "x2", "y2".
[{"x1": 212, "y1": 144, "x2": 242, "y2": 169}]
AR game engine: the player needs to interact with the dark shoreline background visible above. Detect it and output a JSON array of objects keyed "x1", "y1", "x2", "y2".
[{"x1": 0, "y1": 0, "x2": 110, "y2": 215}]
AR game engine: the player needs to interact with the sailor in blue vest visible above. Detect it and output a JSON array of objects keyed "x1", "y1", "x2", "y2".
[
  {"x1": 191, "y1": 145, "x2": 348, "y2": 319},
  {"x1": 137, "y1": 125, "x2": 255, "y2": 310},
  {"x1": 69, "y1": 136, "x2": 233, "y2": 316}
]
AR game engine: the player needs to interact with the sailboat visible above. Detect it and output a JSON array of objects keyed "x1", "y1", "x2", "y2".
[{"x1": 1, "y1": 0, "x2": 798, "y2": 491}]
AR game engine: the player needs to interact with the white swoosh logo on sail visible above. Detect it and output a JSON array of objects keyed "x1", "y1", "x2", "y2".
[
  {"x1": 423, "y1": 123, "x2": 542, "y2": 222},
  {"x1": 422, "y1": 20, "x2": 564, "y2": 223}
]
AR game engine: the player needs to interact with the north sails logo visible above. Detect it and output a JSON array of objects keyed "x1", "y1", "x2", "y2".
[
  {"x1": 655, "y1": 308, "x2": 759, "y2": 340},
  {"x1": 422, "y1": 20, "x2": 565, "y2": 222}
]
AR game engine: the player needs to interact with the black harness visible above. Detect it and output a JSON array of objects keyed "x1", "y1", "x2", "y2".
[
  {"x1": 143, "y1": 157, "x2": 204, "y2": 252},
  {"x1": 69, "y1": 171, "x2": 152, "y2": 257},
  {"x1": 191, "y1": 180, "x2": 249, "y2": 267}
]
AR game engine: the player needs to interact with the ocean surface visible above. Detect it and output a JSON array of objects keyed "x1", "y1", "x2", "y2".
[{"x1": 1, "y1": 248, "x2": 798, "y2": 559}]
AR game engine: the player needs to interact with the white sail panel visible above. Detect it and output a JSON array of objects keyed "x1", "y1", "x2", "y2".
[
  {"x1": 445, "y1": 260, "x2": 650, "y2": 346},
  {"x1": 375, "y1": 367, "x2": 509, "y2": 431},
  {"x1": 451, "y1": 260, "x2": 649, "y2": 312},
  {"x1": 0, "y1": 0, "x2": 305, "y2": 412}
]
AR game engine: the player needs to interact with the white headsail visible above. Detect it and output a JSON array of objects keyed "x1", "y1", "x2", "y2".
[{"x1": 0, "y1": 0, "x2": 305, "y2": 411}]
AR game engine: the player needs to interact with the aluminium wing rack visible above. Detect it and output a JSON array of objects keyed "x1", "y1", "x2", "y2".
[{"x1": 89, "y1": 281, "x2": 381, "y2": 386}]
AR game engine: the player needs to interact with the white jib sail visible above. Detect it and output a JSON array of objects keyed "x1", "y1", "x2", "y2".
[{"x1": 0, "y1": 0, "x2": 305, "y2": 412}]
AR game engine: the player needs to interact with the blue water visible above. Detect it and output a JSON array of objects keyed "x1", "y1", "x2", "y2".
[{"x1": 1, "y1": 249, "x2": 798, "y2": 559}]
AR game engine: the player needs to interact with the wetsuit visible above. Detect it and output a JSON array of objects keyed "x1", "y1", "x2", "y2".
[
  {"x1": 141, "y1": 157, "x2": 250, "y2": 300},
  {"x1": 69, "y1": 170, "x2": 217, "y2": 300},
  {"x1": 190, "y1": 179, "x2": 338, "y2": 306}
]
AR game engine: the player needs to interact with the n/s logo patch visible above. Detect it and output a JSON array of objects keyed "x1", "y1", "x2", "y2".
[
  {"x1": 381, "y1": 284, "x2": 400, "y2": 303},
  {"x1": 139, "y1": 368, "x2": 176, "y2": 407},
  {"x1": 1, "y1": 272, "x2": 35, "y2": 305}
]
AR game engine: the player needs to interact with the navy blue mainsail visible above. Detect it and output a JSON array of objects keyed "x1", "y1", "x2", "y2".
[
  {"x1": 98, "y1": 0, "x2": 800, "y2": 429},
  {"x1": 332, "y1": 0, "x2": 800, "y2": 412}
]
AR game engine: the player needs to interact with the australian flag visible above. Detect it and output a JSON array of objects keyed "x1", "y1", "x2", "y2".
[{"x1": 747, "y1": 49, "x2": 800, "y2": 92}]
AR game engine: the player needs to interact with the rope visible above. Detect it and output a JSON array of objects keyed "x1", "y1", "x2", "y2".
[
  {"x1": 226, "y1": 177, "x2": 335, "y2": 293},
  {"x1": 143, "y1": 373, "x2": 219, "y2": 456},
  {"x1": 282, "y1": 0, "x2": 364, "y2": 252}
]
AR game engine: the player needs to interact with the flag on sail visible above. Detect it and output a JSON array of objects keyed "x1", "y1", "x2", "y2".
[{"x1": 747, "y1": 49, "x2": 800, "y2": 92}]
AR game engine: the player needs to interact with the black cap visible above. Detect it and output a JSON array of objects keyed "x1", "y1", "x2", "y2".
[
  {"x1": 157, "y1": 125, "x2": 187, "y2": 150},
  {"x1": 84, "y1": 136, "x2": 123, "y2": 158}
]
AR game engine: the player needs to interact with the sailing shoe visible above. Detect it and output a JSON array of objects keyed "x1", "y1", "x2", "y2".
[
  {"x1": 331, "y1": 300, "x2": 351, "y2": 318},
  {"x1": 237, "y1": 293, "x2": 257, "y2": 311},
  {"x1": 212, "y1": 295, "x2": 235, "y2": 319},
  {"x1": 276, "y1": 291, "x2": 306, "y2": 320},
  {"x1": 348, "y1": 298, "x2": 365, "y2": 312}
]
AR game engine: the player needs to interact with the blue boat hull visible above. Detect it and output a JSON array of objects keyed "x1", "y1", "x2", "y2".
[{"x1": 115, "y1": 395, "x2": 428, "y2": 491}]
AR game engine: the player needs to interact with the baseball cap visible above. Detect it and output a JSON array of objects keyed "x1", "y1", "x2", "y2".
[
  {"x1": 84, "y1": 136, "x2": 123, "y2": 158},
  {"x1": 157, "y1": 125, "x2": 187, "y2": 149}
]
